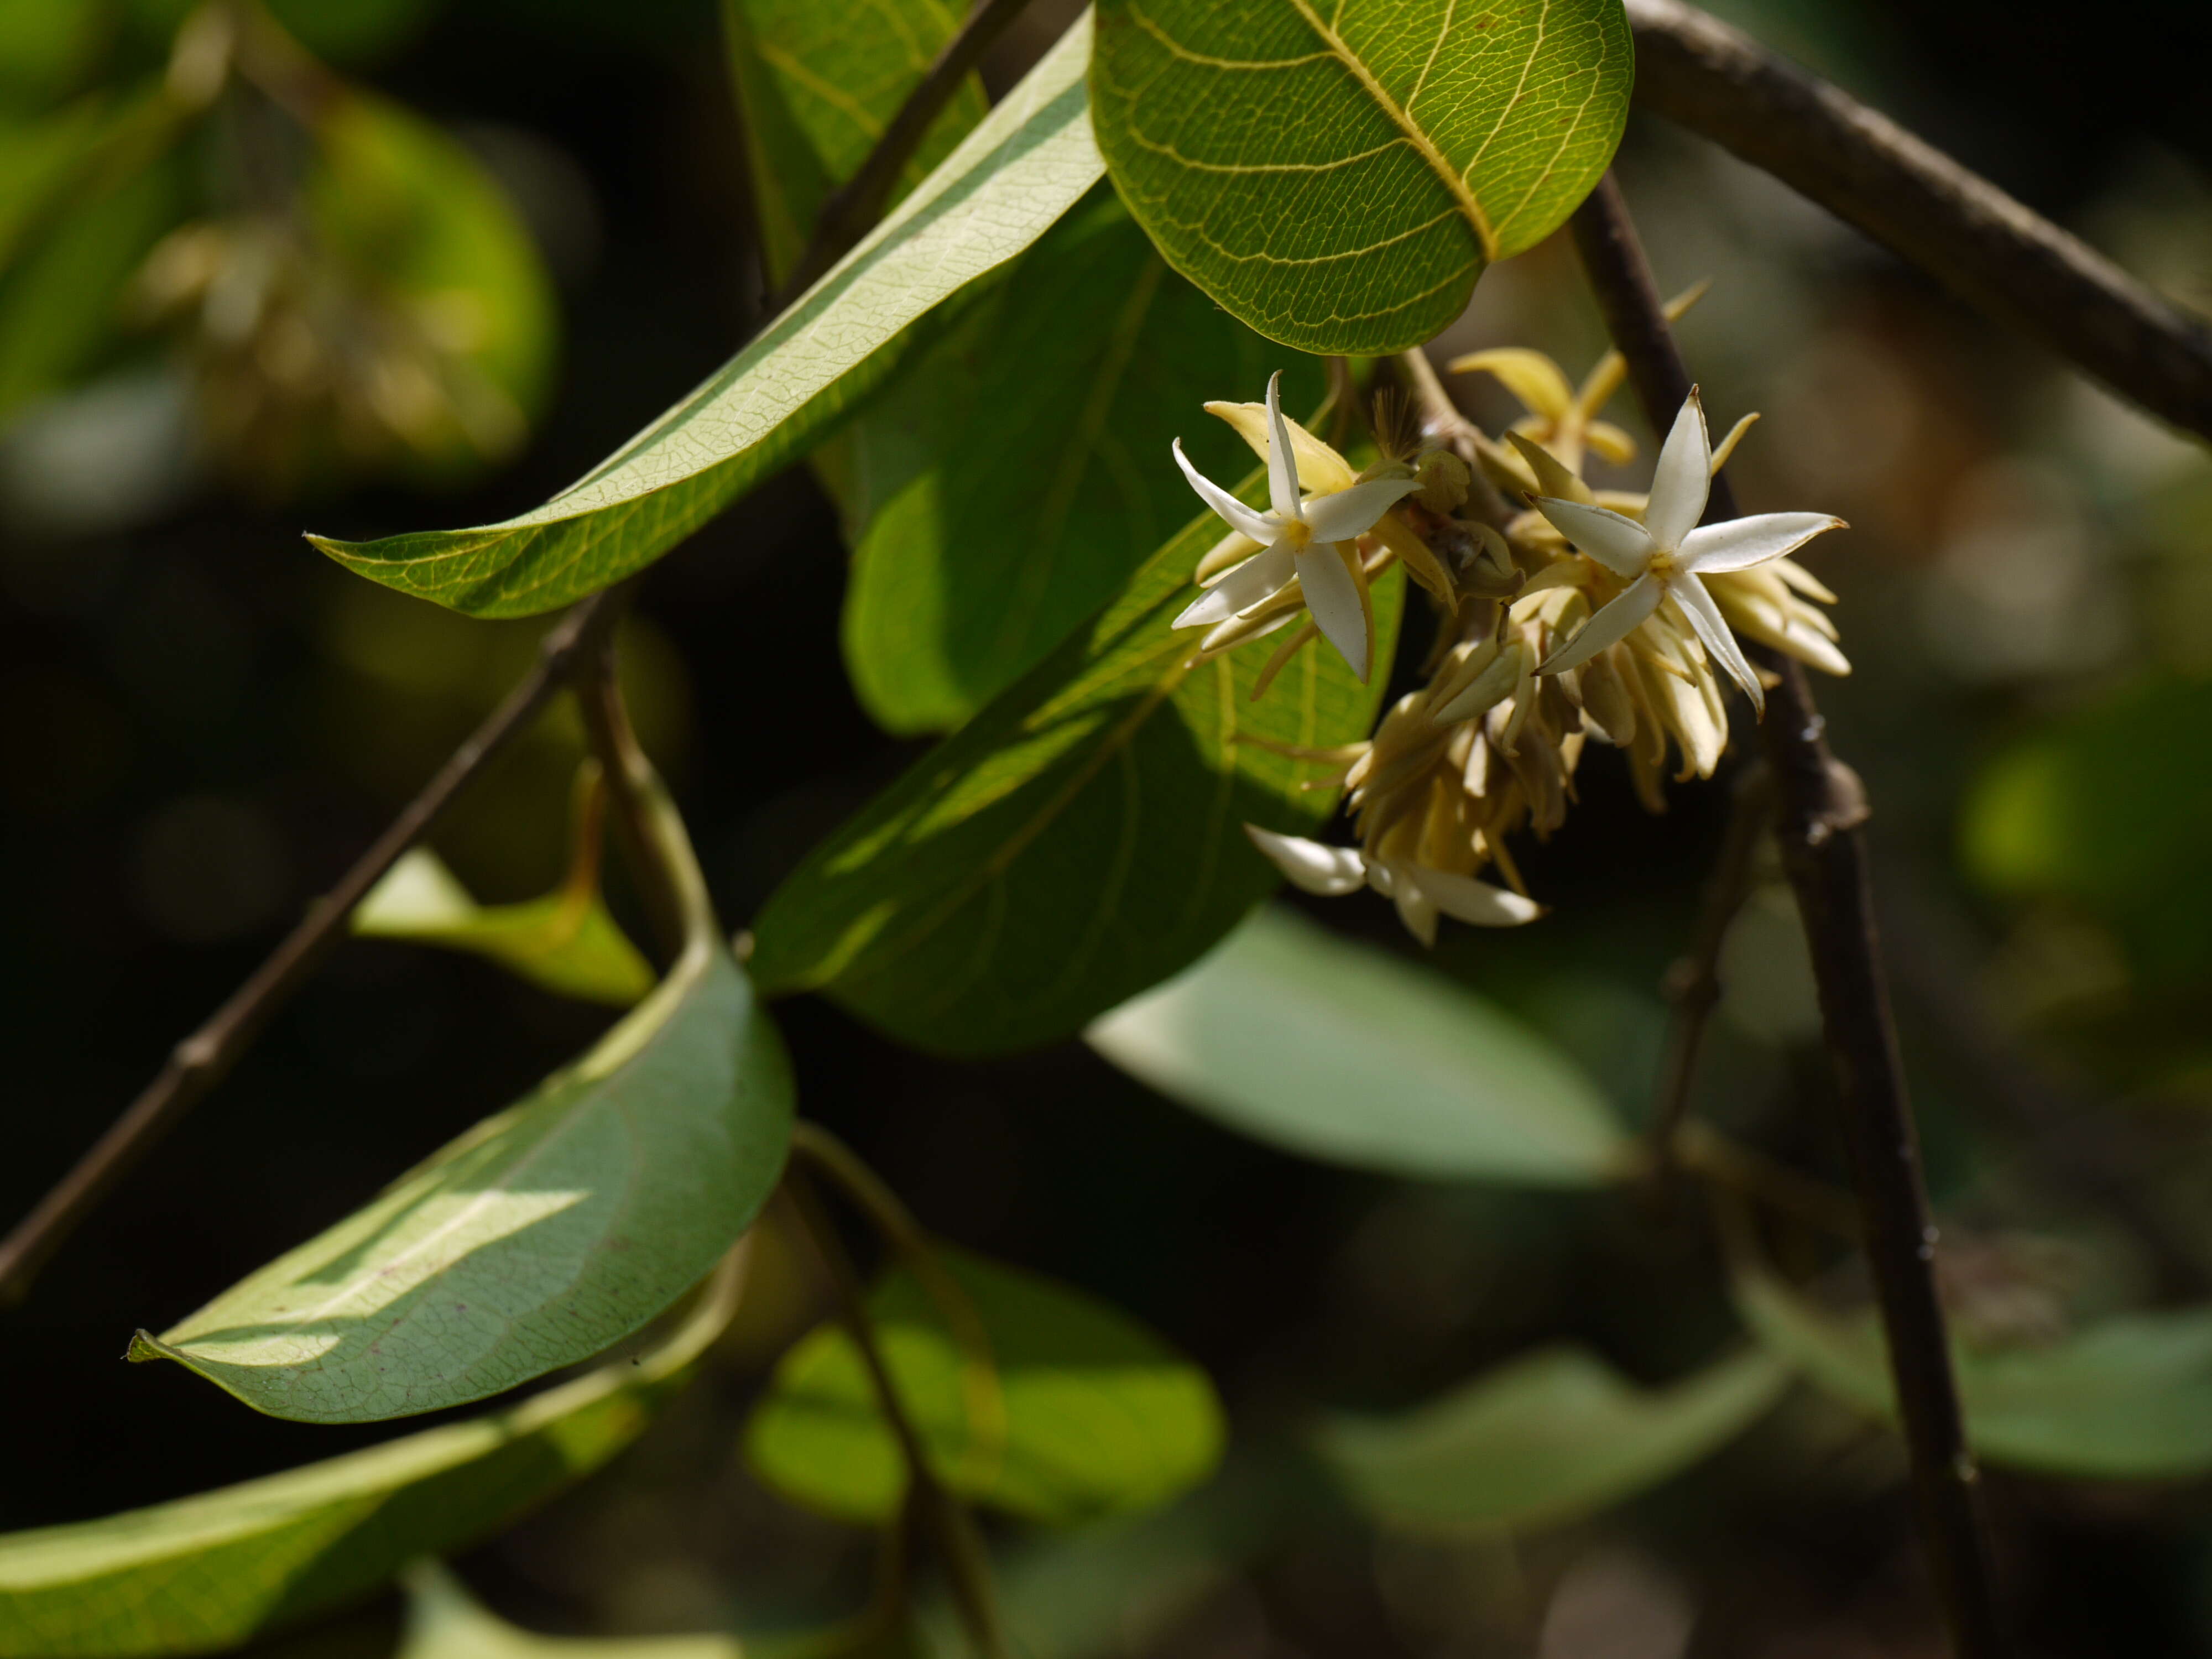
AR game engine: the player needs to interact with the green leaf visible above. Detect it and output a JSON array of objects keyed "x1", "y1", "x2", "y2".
[
  {"x1": 133, "y1": 773, "x2": 795, "y2": 1424},
  {"x1": 1088, "y1": 904, "x2": 1633, "y2": 1186},
  {"x1": 745, "y1": 1244, "x2": 1225, "y2": 1526},
  {"x1": 397, "y1": 1562, "x2": 740, "y2": 1659},
  {"x1": 723, "y1": 0, "x2": 987, "y2": 288},
  {"x1": 353, "y1": 846, "x2": 656, "y2": 1006},
  {"x1": 311, "y1": 15, "x2": 1104, "y2": 618},
  {"x1": 0, "y1": 1261, "x2": 739, "y2": 1659},
  {"x1": 1735, "y1": 1262, "x2": 2212, "y2": 1481},
  {"x1": 1089, "y1": 0, "x2": 1634, "y2": 353},
  {"x1": 839, "y1": 191, "x2": 1324, "y2": 733},
  {"x1": 1318, "y1": 1346, "x2": 1790, "y2": 1536},
  {"x1": 748, "y1": 493, "x2": 1401, "y2": 1056}
]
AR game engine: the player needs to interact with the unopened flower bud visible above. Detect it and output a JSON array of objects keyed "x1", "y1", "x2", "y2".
[{"x1": 1414, "y1": 449, "x2": 1470, "y2": 514}]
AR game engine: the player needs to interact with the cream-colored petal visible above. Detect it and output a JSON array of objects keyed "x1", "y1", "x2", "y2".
[
  {"x1": 1173, "y1": 437, "x2": 1276, "y2": 544},
  {"x1": 1538, "y1": 572, "x2": 1663, "y2": 676},
  {"x1": 1432, "y1": 641, "x2": 1527, "y2": 724},
  {"x1": 1532, "y1": 497, "x2": 1654, "y2": 578},
  {"x1": 1671, "y1": 573, "x2": 1763, "y2": 716},
  {"x1": 1772, "y1": 557, "x2": 1838, "y2": 603},
  {"x1": 1195, "y1": 529, "x2": 1262, "y2": 585},
  {"x1": 1642, "y1": 389, "x2": 1712, "y2": 552},
  {"x1": 1584, "y1": 420, "x2": 1639, "y2": 465},
  {"x1": 1506, "y1": 431, "x2": 1595, "y2": 505},
  {"x1": 1444, "y1": 347, "x2": 1576, "y2": 420},
  {"x1": 1205, "y1": 401, "x2": 1358, "y2": 493},
  {"x1": 1387, "y1": 873, "x2": 1441, "y2": 947},
  {"x1": 1172, "y1": 544, "x2": 1295, "y2": 629},
  {"x1": 1406, "y1": 865, "x2": 1545, "y2": 928},
  {"x1": 1244, "y1": 825, "x2": 1367, "y2": 896},
  {"x1": 1296, "y1": 542, "x2": 1369, "y2": 681},
  {"x1": 1677, "y1": 511, "x2": 1844, "y2": 575},
  {"x1": 1709, "y1": 410, "x2": 1760, "y2": 474},
  {"x1": 1264, "y1": 370, "x2": 1303, "y2": 521},
  {"x1": 1301, "y1": 476, "x2": 1421, "y2": 542}
]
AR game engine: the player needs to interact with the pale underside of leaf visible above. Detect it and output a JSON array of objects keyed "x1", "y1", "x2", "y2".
[
  {"x1": 1320, "y1": 1345, "x2": 1790, "y2": 1535},
  {"x1": 1087, "y1": 904, "x2": 1630, "y2": 1185}
]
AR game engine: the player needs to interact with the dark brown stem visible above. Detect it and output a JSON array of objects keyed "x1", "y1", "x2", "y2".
[
  {"x1": 1571, "y1": 173, "x2": 2004, "y2": 1659},
  {"x1": 1649, "y1": 764, "x2": 1772, "y2": 1179},
  {"x1": 778, "y1": 1178, "x2": 1009, "y2": 1659},
  {"x1": 0, "y1": 592, "x2": 619, "y2": 1308},
  {"x1": 571, "y1": 599, "x2": 691, "y2": 963},
  {"x1": 1626, "y1": 0, "x2": 2212, "y2": 442},
  {"x1": 763, "y1": 0, "x2": 1039, "y2": 312}
]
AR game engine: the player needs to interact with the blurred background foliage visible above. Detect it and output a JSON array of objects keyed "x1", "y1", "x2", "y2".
[{"x1": 3, "y1": 0, "x2": 2212, "y2": 1654}]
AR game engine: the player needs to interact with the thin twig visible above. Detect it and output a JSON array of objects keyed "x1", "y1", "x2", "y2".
[
  {"x1": 1570, "y1": 173, "x2": 2004, "y2": 1659},
  {"x1": 0, "y1": 591, "x2": 619, "y2": 1307},
  {"x1": 763, "y1": 0, "x2": 1040, "y2": 312},
  {"x1": 778, "y1": 1178, "x2": 1010, "y2": 1659},
  {"x1": 1626, "y1": 0, "x2": 2212, "y2": 442},
  {"x1": 571, "y1": 592, "x2": 692, "y2": 963},
  {"x1": 1648, "y1": 764, "x2": 1773, "y2": 1181}
]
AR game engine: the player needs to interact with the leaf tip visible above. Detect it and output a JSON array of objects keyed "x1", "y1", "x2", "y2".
[{"x1": 124, "y1": 1327, "x2": 176, "y2": 1365}]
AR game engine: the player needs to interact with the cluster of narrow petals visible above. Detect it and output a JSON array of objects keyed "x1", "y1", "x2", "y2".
[{"x1": 1167, "y1": 345, "x2": 1849, "y2": 948}]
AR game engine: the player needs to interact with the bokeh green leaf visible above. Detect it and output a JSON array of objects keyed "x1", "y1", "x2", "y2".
[
  {"x1": 1736, "y1": 1261, "x2": 2212, "y2": 1480},
  {"x1": 397, "y1": 1561, "x2": 740, "y2": 1659},
  {"x1": 1088, "y1": 904, "x2": 1632, "y2": 1185},
  {"x1": 748, "y1": 493, "x2": 1401, "y2": 1056},
  {"x1": 747, "y1": 1244, "x2": 1224, "y2": 1526},
  {"x1": 0, "y1": 1261, "x2": 740, "y2": 1658},
  {"x1": 135, "y1": 774, "x2": 793, "y2": 1424},
  {"x1": 312, "y1": 15, "x2": 1104, "y2": 617},
  {"x1": 1089, "y1": 0, "x2": 1634, "y2": 353},
  {"x1": 1318, "y1": 1346, "x2": 1789, "y2": 1535}
]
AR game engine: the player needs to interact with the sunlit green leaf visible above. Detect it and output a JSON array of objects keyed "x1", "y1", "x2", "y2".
[
  {"x1": 312, "y1": 15, "x2": 1104, "y2": 617},
  {"x1": 1088, "y1": 904, "x2": 1633, "y2": 1186},
  {"x1": 748, "y1": 489, "x2": 1401, "y2": 1055},
  {"x1": 723, "y1": 0, "x2": 987, "y2": 287},
  {"x1": 839, "y1": 191, "x2": 1323, "y2": 733},
  {"x1": 1736, "y1": 1261, "x2": 2212, "y2": 1480},
  {"x1": 1089, "y1": 0, "x2": 1634, "y2": 353},
  {"x1": 134, "y1": 778, "x2": 794, "y2": 1423},
  {"x1": 0, "y1": 1261, "x2": 739, "y2": 1658},
  {"x1": 746, "y1": 1245, "x2": 1225, "y2": 1526},
  {"x1": 1318, "y1": 1345, "x2": 1790, "y2": 1535},
  {"x1": 354, "y1": 846, "x2": 655, "y2": 1006}
]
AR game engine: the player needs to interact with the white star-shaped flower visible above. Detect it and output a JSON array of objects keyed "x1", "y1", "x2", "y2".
[
  {"x1": 1244, "y1": 826, "x2": 1542, "y2": 945},
  {"x1": 1532, "y1": 388, "x2": 1844, "y2": 715},
  {"x1": 1171, "y1": 371, "x2": 1422, "y2": 682}
]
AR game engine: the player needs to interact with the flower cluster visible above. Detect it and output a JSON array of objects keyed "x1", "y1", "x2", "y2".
[{"x1": 1167, "y1": 327, "x2": 1848, "y2": 945}]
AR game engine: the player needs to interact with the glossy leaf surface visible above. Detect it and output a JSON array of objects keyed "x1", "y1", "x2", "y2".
[
  {"x1": 748, "y1": 496, "x2": 1401, "y2": 1055},
  {"x1": 1737, "y1": 1264, "x2": 2212, "y2": 1480},
  {"x1": 1089, "y1": 0, "x2": 1634, "y2": 352},
  {"x1": 137, "y1": 769, "x2": 793, "y2": 1423},
  {"x1": 1088, "y1": 904, "x2": 1632, "y2": 1185},
  {"x1": 747, "y1": 1245, "x2": 1225, "y2": 1526},
  {"x1": 313, "y1": 17, "x2": 1104, "y2": 617},
  {"x1": 839, "y1": 192, "x2": 1323, "y2": 733},
  {"x1": 0, "y1": 1263, "x2": 738, "y2": 1658},
  {"x1": 1319, "y1": 1345, "x2": 1789, "y2": 1535},
  {"x1": 353, "y1": 846, "x2": 655, "y2": 1007}
]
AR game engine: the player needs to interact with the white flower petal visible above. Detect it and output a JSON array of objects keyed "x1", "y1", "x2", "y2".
[
  {"x1": 1532, "y1": 497, "x2": 1654, "y2": 578},
  {"x1": 1244, "y1": 825, "x2": 1367, "y2": 896},
  {"x1": 1264, "y1": 371, "x2": 1303, "y2": 522},
  {"x1": 1296, "y1": 542, "x2": 1369, "y2": 682},
  {"x1": 1173, "y1": 437, "x2": 1276, "y2": 544},
  {"x1": 1301, "y1": 476, "x2": 1422, "y2": 542},
  {"x1": 1389, "y1": 875, "x2": 1441, "y2": 947},
  {"x1": 1677, "y1": 512, "x2": 1845, "y2": 575},
  {"x1": 1671, "y1": 572, "x2": 1764, "y2": 716},
  {"x1": 1642, "y1": 389, "x2": 1712, "y2": 552},
  {"x1": 1172, "y1": 544, "x2": 1295, "y2": 629},
  {"x1": 1537, "y1": 572, "x2": 1663, "y2": 676},
  {"x1": 1404, "y1": 866, "x2": 1544, "y2": 928}
]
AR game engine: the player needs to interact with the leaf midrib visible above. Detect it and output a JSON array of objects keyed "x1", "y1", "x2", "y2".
[{"x1": 1279, "y1": 0, "x2": 1501, "y2": 260}]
